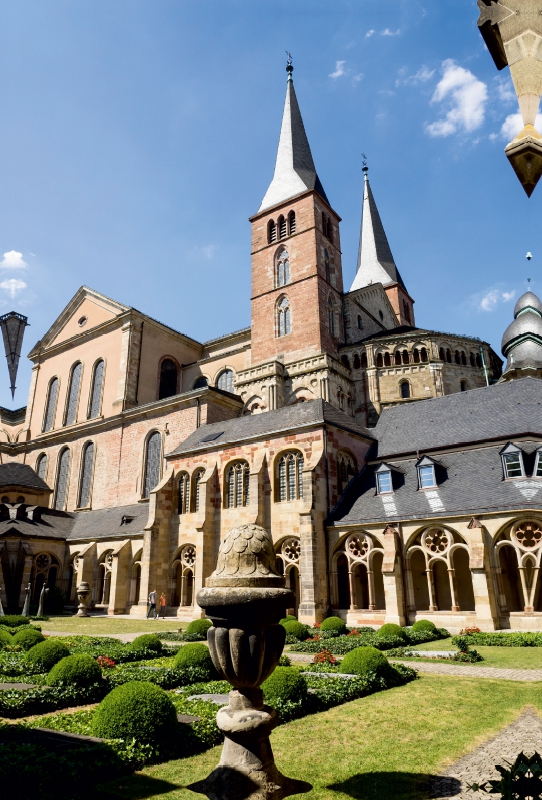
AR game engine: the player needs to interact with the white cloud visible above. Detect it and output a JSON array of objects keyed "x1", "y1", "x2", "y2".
[
  {"x1": 329, "y1": 60, "x2": 346, "y2": 79},
  {"x1": 425, "y1": 60, "x2": 488, "y2": 138},
  {"x1": 0, "y1": 279, "x2": 27, "y2": 298},
  {"x1": 495, "y1": 77, "x2": 515, "y2": 104},
  {"x1": 498, "y1": 111, "x2": 542, "y2": 141},
  {"x1": 381, "y1": 28, "x2": 401, "y2": 36},
  {"x1": 0, "y1": 250, "x2": 28, "y2": 269},
  {"x1": 478, "y1": 288, "x2": 516, "y2": 312},
  {"x1": 201, "y1": 245, "x2": 217, "y2": 259},
  {"x1": 396, "y1": 65, "x2": 435, "y2": 86},
  {"x1": 365, "y1": 29, "x2": 375, "y2": 38}
]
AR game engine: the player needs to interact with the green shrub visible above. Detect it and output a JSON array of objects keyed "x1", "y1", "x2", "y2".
[
  {"x1": 377, "y1": 623, "x2": 408, "y2": 642},
  {"x1": 129, "y1": 633, "x2": 162, "y2": 652},
  {"x1": 0, "y1": 627, "x2": 13, "y2": 647},
  {"x1": 262, "y1": 667, "x2": 307, "y2": 720},
  {"x1": 278, "y1": 654, "x2": 291, "y2": 666},
  {"x1": 12, "y1": 627, "x2": 45, "y2": 650},
  {"x1": 340, "y1": 645, "x2": 392, "y2": 681},
  {"x1": 48, "y1": 654, "x2": 103, "y2": 688},
  {"x1": 175, "y1": 643, "x2": 216, "y2": 678},
  {"x1": 26, "y1": 640, "x2": 70, "y2": 672},
  {"x1": 320, "y1": 616, "x2": 347, "y2": 635},
  {"x1": 0, "y1": 615, "x2": 30, "y2": 628},
  {"x1": 279, "y1": 615, "x2": 297, "y2": 625},
  {"x1": 185, "y1": 619, "x2": 212, "y2": 637},
  {"x1": 281, "y1": 620, "x2": 309, "y2": 640},
  {"x1": 410, "y1": 620, "x2": 437, "y2": 633},
  {"x1": 91, "y1": 681, "x2": 178, "y2": 748}
]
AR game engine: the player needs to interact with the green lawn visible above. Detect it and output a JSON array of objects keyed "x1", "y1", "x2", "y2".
[
  {"x1": 100, "y1": 674, "x2": 540, "y2": 800},
  {"x1": 34, "y1": 616, "x2": 185, "y2": 635},
  {"x1": 411, "y1": 638, "x2": 542, "y2": 669}
]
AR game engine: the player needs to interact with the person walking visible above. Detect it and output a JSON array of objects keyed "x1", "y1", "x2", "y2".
[
  {"x1": 159, "y1": 592, "x2": 166, "y2": 619},
  {"x1": 147, "y1": 589, "x2": 157, "y2": 619}
]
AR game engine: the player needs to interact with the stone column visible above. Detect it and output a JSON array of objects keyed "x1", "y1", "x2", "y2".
[
  {"x1": 427, "y1": 567, "x2": 438, "y2": 612},
  {"x1": 469, "y1": 524, "x2": 501, "y2": 630},
  {"x1": 367, "y1": 569, "x2": 376, "y2": 611},
  {"x1": 448, "y1": 568, "x2": 460, "y2": 612},
  {"x1": 381, "y1": 527, "x2": 406, "y2": 625}
]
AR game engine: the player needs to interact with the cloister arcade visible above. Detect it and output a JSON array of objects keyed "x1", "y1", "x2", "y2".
[
  {"x1": 494, "y1": 520, "x2": 542, "y2": 614},
  {"x1": 171, "y1": 544, "x2": 196, "y2": 608},
  {"x1": 275, "y1": 536, "x2": 301, "y2": 615},
  {"x1": 331, "y1": 533, "x2": 386, "y2": 612}
]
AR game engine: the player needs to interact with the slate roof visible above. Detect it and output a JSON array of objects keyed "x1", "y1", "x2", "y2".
[
  {"x1": 68, "y1": 503, "x2": 147, "y2": 541},
  {"x1": 374, "y1": 378, "x2": 542, "y2": 459},
  {"x1": 331, "y1": 440, "x2": 542, "y2": 526},
  {"x1": 168, "y1": 399, "x2": 374, "y2": 457},
  {"x1": 0, "y1": 462, "x2": 51, "y2": 492},
  {"x1": 0, "y1": 506, "x2": 74, "y2": 540}
]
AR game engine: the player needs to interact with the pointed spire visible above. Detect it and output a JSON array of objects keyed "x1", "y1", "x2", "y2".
[
  {"x1": 350, "y1": 164, "x2": 405, "y2": 292},
  {"x1": 0, "y1": 311, "x2": 28, "y2": 399},
  {"x1": 258, "y1": 58, "x2": 328, "y2": 213}
]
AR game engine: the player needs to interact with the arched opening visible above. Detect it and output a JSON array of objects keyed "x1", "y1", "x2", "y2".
[
  {"x1": 394, "y1": 351, "x2": 402, "y2": 366},
  {"x1": 131, "y1": 563, "x2": 141, "y2": 605},
  {"x1": 278, "y1": 296, "x2": 291, "y2": 336},
  {"x1": 352, "y1": 562, "x2": 369, "y2": 609},
  {"x1": 439, "y1": 347, "x2": 445, "y2": 361},
  {"x1": 476, "y1": 353, "x2": 482, "y2": 367},
  {"x1": 499, "y1": 546, "x2": 523, "y2": 612},
  {"x1": 361, "y1": 352, "x2": 368, "y2": 368},
  {"x1": 460, "y1": 380, "x2": 468, "y2": 392},
  {"x1": 402, "y1": 350, "x2": 409, "y2": 365},
  {"x1": 400, "y1": 381, "x2": 411, "y2": 399},
  {"x1": 217, "y1": 369, "x2": 235, "y2": 393},
  {"x1": 268, "y1": 219, "x2": 277, "y2": 243},
  {"x1": 88, "y1": 360, "x2": 105, "y2": 419},
  {"x1": 470, "y1": 353, "x2": 476, "y2": 367},
  {"x1": 384, "y1": 353, "x2": 391, "y2": 367},
  {"x1": 410, "y1": 550, "x2": 429, "y2": 611},
  {"x1": 276, "y1": 249, "x2": 290, "y2": 287},
  {"x1": 288, "y1": 210, "x2": 296, "y2": 234},
  {"x1": 353, "y1": 354, "x2": 361, "y2": 369},
  {"x1": 43, "y1": 377, "x2": 59, "y2": 433},
  {"x1": 357, "y1": 315, "x2": 363, "y2": 330},
  {"x1": 278, "y1": 215, "x2": 287, "y2": 239},
  {"x1": 421, "y1": 348, "x2": 428, "y2": 363},
  {"x1": 446, "y1": 349, "x2": 452, "y2": 363},
  {"x1": 341, "y1": 355, "x2": 350, "y2": 369},
  {"x1": 433, "y1": 560, "x2": 452, "y2": 610},
  {"x1": 286, "y1": 565, "x2": 300, "y2": 615},
  {"x1": 97, "y1": 564, "x2": 106, "y2": 605},
  {"x1": 453, "y1": 548, "x2": 475, "y2": 611},
  {"x1": 372, "y1": 551, "x2": 386, "y2": 609},
  {"x1": 158, "y1": 359, "x2": 178, "y2": 400},
  {"x1": 336, "y1": 553, "x2": 350, "y2": 609},
  {"x1": 65, "y1": 362, "x2": 83, "y2": 426},
  {"x1": 143, "y1": 432, "x2": 162, "y2": 498},
  {"x1": 193, "y1": 376, "x2": 208, "y2": 389},
  {"x1": 376, "y1": 353, "x2": 383, "y2": 368},
  {"x1": 413, "y1": 349, "x2": 420, "y2": 364},
  {"x1": 461, "y1": 352, "x2": 467, "y2": 365}
]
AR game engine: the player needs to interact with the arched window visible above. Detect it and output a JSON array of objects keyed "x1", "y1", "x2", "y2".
[
  {"x1": 376, "y1": 353, "x2": 383, "y2": 368},
  {"x1": 460, "y1": 380, "x2": 468, "y2": 392},
  {"x1": 324, "y1": 249, "x2": 331, "y2": 283},
  {"x1": 328, "y1": 297, "x2": 335, "y2": 336},
  {"x1": 322, "y1": 213, "x2": 333, "y2": 242},
  {"x1": 361, "y1": 352, "x2": 368, "y2": 368},
  {"x1": 338, "y1": 390, "x2": 344, "y2": 411},
  {"x1": 178, "y1": 472, "x2": 189, "y2": 514},
  {"x1": 341, "y1": 355, "x2": 350, "y2": 369},
  {"x1": 88, "y1": 359, "x2": 104, "y2": 419},
  {"x1": 357, "y1": 315, "x2": 363, "y2": 330},
  {"x1": 394, "y1": 351, "x2": 402, "y2": 366},
  {"x1": 421, "y1": 348, "x2": 428, "y2": 363},
  {"x1": 193, "y1": 376, "x2": 208, "y2": 389},
  {"x1": 455, "y1": 350, "x2": 461, "y2": 365},
  {"x1": 470, "y1": 353, "x2": 476, "y2": 367},
  {"x1": 278, "y1": 451, "x2": 304, "y2": 502},
  {"x1": 278, "y1": 215, "x2": 287, "y2": 239},
  {"x1": 475, "y1": 353, "x2": 482, "y2": 367},
  {"x1": 400, "y1": 381, "x2": 411, "y2": 399},
  {"x1": 217, "y1": 369, "x2": 235, "y2": 393},
  {"x1": 268, "y1": 220, "x2": 277, "y2": 243},
  {"x1": 276, "y1": 249, "x2": 290, "y2": 287},
  {"x1": 337, "y1": 451, "x2": 356, "y2": 494},
  {"x1": 43, "y1": 377, "x2": 59, "y2": 432},
  {"x1": 159, "y1": 358, "x2": 178, "y2": 400},
  {"x1": 36, "y1": 454, "x2": 47, "y2": 481},
  {"x1": 413, "y1": 348, "x2": 420, "y2": 364},
  {"x1": 461, "y1": 351, "x2": 467, "y2": 365},
  {"x1": 446, "y1": 349, "x2": 452, "y2": 363},
  {"x1": 278, "y1": 297, "x2": 291, "y2": 337},
  {"x1": 353, "y1": 354, "x2": 361, "y2": 369},
  {"x1": 64, "y1": 362, "x2": 82, "y2": 426},
  {"x1": 402, "y1": 350, "x2": 409, "y2": 365},
  {"x1": 78, "y1": 442, "x2": 94, "y2": 508},
  {"x1": 288, "y1": 210, "x2": 296, "y2": 235},
  {"x1": 403, "y1": 300, "x2": 411, "y2": 323},
  {"x1": 226, "y1": 461, "x2": 250, "y2": 508},
  {"x1": 55, "y1": 448, "x2": 70, "y2": 511},
  {"x1": 193, "y1": 469, "x2": 204, "y2": 512},
  {"x1": 384, "y1": 352, "x2": 391, "y2": 367},
  {"x1": 143, "y1": 432, "x2": 162, "y2": 499}
]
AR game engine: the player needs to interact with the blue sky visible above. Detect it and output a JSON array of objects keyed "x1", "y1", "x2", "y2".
[{"x1": 0, "y1": 0, "x2": 537, "y2": 408}]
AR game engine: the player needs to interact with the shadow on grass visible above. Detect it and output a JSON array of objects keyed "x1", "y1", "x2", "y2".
[
  {"x1": 97, "y1": 774, "x2": 180, "y2": 799},
  {"x1": 327, "y1": 771, "x2": 461, "y2": 799}
]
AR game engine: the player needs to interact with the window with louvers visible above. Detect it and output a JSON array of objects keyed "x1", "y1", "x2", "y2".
[
  {"x1": 78, "y1": 443, "x2": 94, "y2": 507},
  {"x1": 36, "y1": 454, "x2": 47, "y2": 481},
  {"x1": 89, "y1": 360, "x2": 104, "y2": 418},
  {"x1": 278, "y1": 451, "x2": 304, "y2": 502},
  {"x1": 226, "y1": 461, "x2": 249, "y2": 508},
  {"x1": 65, "y1": 363, "x2": 82, "y2": 426},
  {"x1": 43, "y1": 378, "x2": 59, "y2": 432},
  {"x1": 144, "y1": 432, "x2": 162, "y2": 498},
  {"x1": 194, "y1": 470, "x2": 204, "y2": 511},
  {"x1": 178, "y1": 473, "x2": 189, "y2": 514},
  {"x1": 55, "y1": 449, "x2": 71, "y2": 510}
]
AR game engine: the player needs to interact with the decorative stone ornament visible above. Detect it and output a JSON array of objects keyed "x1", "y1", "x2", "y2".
[
  {"x1": 188, "y1": 524, "x2": 311, "y2": 800},
  {"x1": 75, "y1": 581, "x2": 91, "y2": 617},
  {"x1": 478, "y1": 0, "x2": 542, "y2": 195}
]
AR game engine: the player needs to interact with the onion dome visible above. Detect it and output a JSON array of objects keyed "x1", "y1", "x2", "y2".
[
  {"x1": 514, "y1": 290, "x2": 542, "y2": 318},
  {"x1": 501, "y1": 289, "x2": 542, "y2": 377}
]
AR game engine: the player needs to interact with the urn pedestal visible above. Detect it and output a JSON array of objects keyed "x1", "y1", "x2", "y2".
[{"x1": 75, "y1": 582, "x2": 91, "y2": 617}]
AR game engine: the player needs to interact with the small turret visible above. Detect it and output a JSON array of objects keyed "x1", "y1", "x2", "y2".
[{"x1": 501, "y1": 289, "x2": 542, "y2": 380}]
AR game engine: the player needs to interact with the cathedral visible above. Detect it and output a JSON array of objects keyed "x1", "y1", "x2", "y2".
[{"x1": 0, "y1": 63, "x2": 539, "y2": 632}]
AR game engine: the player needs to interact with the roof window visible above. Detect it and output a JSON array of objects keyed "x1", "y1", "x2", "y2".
[
  {"x1": 416, "y1": 456, "x2": 437, "y2": 489},
  {"x1": 500, "y1": 443, "x2": 525, "y2": 479},
  {"x1": 375, "y1": 463, "x2": 393, "y2": 494},
  {"x1": 536, "y1": 449, "x2": 542, "y2": 478}
]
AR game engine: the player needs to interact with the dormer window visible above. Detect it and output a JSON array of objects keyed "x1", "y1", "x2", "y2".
[
  {"x1": 417, "y1": 456, "x2": 437, "y2": 489},
  {"x1": 536, "y1": 449, "x2": 542, "y2": 478},
  {"x1": 500, "y1": 443, "x2": 525, "y2": 479},
  {"x1": 375, "y1": 464, "x2": 393, "y2": 494}
]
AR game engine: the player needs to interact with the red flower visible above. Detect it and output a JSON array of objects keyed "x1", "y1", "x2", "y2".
[{"x1": 96, "y1": 656, "x2": 115, "y2": 668}]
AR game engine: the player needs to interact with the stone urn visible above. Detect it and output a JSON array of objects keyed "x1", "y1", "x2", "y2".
[
  {"x1": 75, "y1": 581, "x2": 91, "y2": 617},
  {"x1": 188, "y1": 524, "x2": 311, "y2": 800}
]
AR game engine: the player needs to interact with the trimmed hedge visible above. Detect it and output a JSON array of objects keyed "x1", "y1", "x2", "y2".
[
  {"x1": 12, "y1": 627, "x2": 45, "y2": 651},
  {"x1": 129, "y1": 634, "x2": 162, "y2": 652},
  {"x1": 377, "y1": 623, "x2": 408, "y2": 642},
  {"x1": 281, "y1": 620, "x2": 309, "y2": 640},
  {"x1": 0, "y1": 628, "x2": 13, "y2": 647},
  {"x1": 320, "y1": 616, "x2": 347, "y2": 635},
  {"x1": 279, "y1": 615, "x2": 297, "y2": 625},
  {"x1": 48, "y1": 654, "x2": 103, "y2": 688},
  {"x1": 91, "y1": 681, "x2": 178, "y2": 750},
  {"x1": 0, "y1": 615, "x2": 30, "y2": 628},
  {"x1": 452, "y1": 631, "x2": 542, "y2": 647},
  {"x1": 410, "y1": 619, "x2": 437, "y2": 633},
  {"x1": 186, "y1": 619, "x2": 212, "y2": 637},
  {"x1": 175, "y1": 643, "x2": 216, "y2": 679},
  {"x1": 262, "y1": 667, "x2": 307, "y2": 721},
  {"x1": 26, "y1": 640, "x2": 70, "y2": 672},
  {"x1": 340, "y1": 646, "x2": 391, "y2": 681}
]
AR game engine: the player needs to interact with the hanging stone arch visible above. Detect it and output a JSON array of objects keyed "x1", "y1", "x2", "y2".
[
  {"x1": 331, "y1": 532, "x2": 385, "y2": 612},
  {"x1": 171, "y1": 545, "x2": 196, "y2": 608},
  {"x1": 494, "y1": 519, "x2": 542, "y2": 614},
  {"x1": 275, "y1": 536, "x2": 301, "y2": 615}
]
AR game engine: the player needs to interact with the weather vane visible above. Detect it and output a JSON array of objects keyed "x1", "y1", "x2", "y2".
[{"x1": 286, "y1": 51, "x2": 292, "y2": 68}]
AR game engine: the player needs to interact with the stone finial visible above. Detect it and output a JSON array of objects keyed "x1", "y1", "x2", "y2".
[{"x1": 207, "y1": 524, "x2": 285, "y2": 588}]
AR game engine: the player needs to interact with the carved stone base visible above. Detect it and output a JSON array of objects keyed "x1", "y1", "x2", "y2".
[
  {"x1": 505, "y1": 126, "x2": 542, "y2": 197},
  {"x1": 188, "y1": 690, "x2": 311, "y2": 800}
]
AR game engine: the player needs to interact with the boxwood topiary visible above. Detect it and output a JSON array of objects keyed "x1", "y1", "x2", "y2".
[
  {"x1": 262, "y1": 666, "x2": 308, "y2": 707},
  {"x1": 281, "y1": 620, "x2": 309, "y2": 641},
  {"x1": 0, "y1": 627, "x2": 13, "y2": 647},
  {"x1": 48, "y1": 653, "x2": 103, "y2": 687},
  {"x1": 185, "y1": 618, "x2": 212, "y2": 637},
  {"x1": 377, "y1": 623, "x2": 408, "y2": 642},
  {"x1": 12, "y1": 627, "x2": 45, "y2": 650},
  {"x1": 129, "y1": 633, "x2": 162, "y2": 652},
  {"x1": 91, "y1": 681, "x2": 178, "y2": 747},
  {"x1": 320, "y1": 616, "x2": 347, "y2": 635},
  {"x1": 410, "y1": 619, "x2": 437, "y2": 633},
  {"x1": 26, "y1": 639, "x2": 70, "y2": 672},
  {"x1": 174, "y1": 642, "x2": 217, "y2": 677},
  {"x1": 0, "y1": 615, "x2": 30, "y2": 628},
  {"x1": 279, "y1": 615, "x2": 297, "y2": 625},
  {"x1": 339, "y1": 645, "x2": 392, "y2": 680}
]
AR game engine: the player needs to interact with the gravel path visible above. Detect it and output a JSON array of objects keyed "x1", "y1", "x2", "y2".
[
  {"x1": 431, "y1": 707, "x2": 542, "y2": 798},
  {"x1": 390, "y1": 659, "x2": 542, "y2": 682}
]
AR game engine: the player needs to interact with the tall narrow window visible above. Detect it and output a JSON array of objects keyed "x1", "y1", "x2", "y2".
[
  {"x1": 43, "y1": 378, "x2": 59, "y2": 432},
  {"x1": 278, "y1": 215, "x2": 287, "y2": 238},
  {"x1": 158, "y1": 358, "x2": 178, "y2": 400},
  {"x1": 337, "y1": 452, "x2": 356, "y2": 494},
  {"x1": 78, "y1": 442, "x2": 94, "y2": 508},
  {"x1": 536, "y1": 450, "x2": 542, "y2": 477},
  {"x1": 65, "y1": 363, "x2": 82, "y2": 426},
  {"x1": 288, "y1": 210, "x2": 296, "y2": 234},
  {"x1": 357, "y1": 315, "x2": 363, "y2": 330},
  {"x1": 217, "y1": 369, "x2": 235, "y2": 393},
  {"x1": 403, "y1": 300, "x2": 411, "y2": 323},
  {"x1": 324, "y1": 248, "x2": 331, "y2": 283},
  {"x1": 501, "y1": 443, "x2": 524, "y2": 479},
  {"x1": 421, "y1": 348, "x2": 428, "y2": 363},
  {"x1": 277, "y1": 249, "x2": 290, "y2": 287},
  {"x1": 268, "y1": 220, "x2": 277, "y2": 243},
  {"x1": 143, "y1": 432, "x2": 162, "y2": 498},
  {"x1": 178, "y1": 472, "x2": 189, "y2": 514},
  {"x1": 400, "y1": 381, "x2": 411, "y2": 399},
  {"x1": 55, "y1": 448, "x2": 71, "y2": 510},
  {"x1": 328, "y1": 297, "x2": 335, "y2": 336},
  {"x1": 36, "y1": 454, "x2": 47, "y2": 481},
  {"x1": 278, "y1": 451, "x2": 304, "y2": 501},
  {"x1": 460, "y1": 380, "x2": 468, "y2": 392},
  {"x1": 226, "y1": 461, "x2": 250, "y2": 508},
  {"x1": 376, "y1": 467, "x2": 393, "y2": 494},
  {"x1": 88, "y1": 360, "x2": 104, "y2": 419},
  {"x1": 278, "y1": 297, "x2": 291, "y2": 337},
  {"x1": 193, "y1": 469, "x2": 204, "y2": 511}
]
